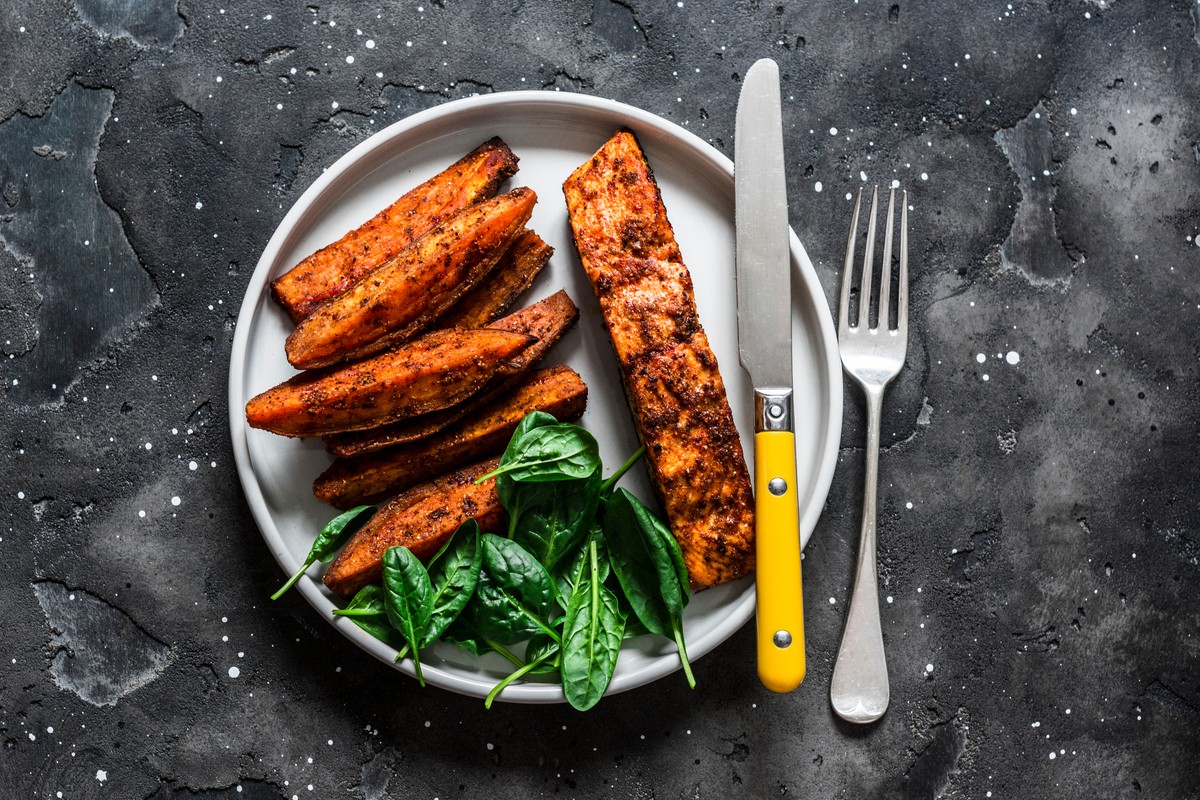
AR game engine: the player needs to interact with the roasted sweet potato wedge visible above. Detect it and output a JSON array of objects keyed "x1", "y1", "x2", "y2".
[
  {"x1": 322, "y1": 458, "x2": 505, "y2": 597},
  {"x1": 433, "y1": 229, "x2": 553, "y2": 330},
  {"x1": 245, "y1": 328, "x2": 535, "y2": 438},
  {"x1": 323, "y1": 289, "x2": 580, "y2": 458},
  {"x1": 563, "y1": 129, "x2": 754, "y2": 588},
  {"x1": 314, "y1": 364, "x2": 588, "y2": 508},
  {"x1": 271, "y1": 138, "x2": 519, "y2": 322},
  {"x1": 285, "y1": 187, "x2": 537, "y2": 370}
]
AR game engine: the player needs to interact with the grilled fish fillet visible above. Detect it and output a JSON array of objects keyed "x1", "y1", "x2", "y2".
[{"x1": 562, "y1": 129, "x2": 754, "y2": 588}]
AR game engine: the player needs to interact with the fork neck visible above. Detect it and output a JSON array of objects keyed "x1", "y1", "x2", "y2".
[{"x1": 861, "y1": 387, "x2": 885, "y2": 521}]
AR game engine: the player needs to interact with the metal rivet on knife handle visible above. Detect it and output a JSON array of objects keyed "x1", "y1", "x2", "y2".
[
  {"x1": 773, "y1": 630, "x2": 793, "y2": 649},
  {"x1": 768, "y1": 478, "x2": 787, "y2": 496}
]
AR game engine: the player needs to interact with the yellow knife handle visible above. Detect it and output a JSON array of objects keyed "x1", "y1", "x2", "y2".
[{"x1": 755, "y1": 430, "x2": 806, "y2": 692}]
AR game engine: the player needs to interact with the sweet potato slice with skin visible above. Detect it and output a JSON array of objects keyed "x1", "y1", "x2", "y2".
[
  {"x1": 285, "y1": 187, "x2": 537, "y2": 369},
  {"x1": 433, "y1": 229, "x2": 553, "y2": 330},
  {"x1": 322, "y1": 458, "x2": 505, "y2": 597},
  {"x1": 245, "y1": 328, "x2": 535, "y2": 438},
  {"x1": 323, "y1": 289, "x2": 580, "y2": 458},
  {"x1": 271, "y1": 138, "x2": 519, "y2": 322},
  {"x1": 314, "y1": 364, "x2": 588, "y2": 509}
]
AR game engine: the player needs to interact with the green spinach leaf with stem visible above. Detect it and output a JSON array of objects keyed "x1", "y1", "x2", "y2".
[
  {"x1": 271, "y1": 505, "x2": 374, "y2": 600},
  {"x1": 441, "y1": 616, "x2": 524, "y2": 669},
  {"x1": 422, "y1": 520, "x2": 484, "y2": 648},
  {"x1": 485, "y1": 643, "x2": 561, "y2": 709},
  {"x1": 506, "y1": 470, "x2": 601, "y2": 575},
  {"x1": 466, "y1": 534, "x2": 561, "y2": 646},
  {"x1": 522, "y1": 631, "x2": 562, "y2": 676},
  {"x1": 553, "y1": 523, "x2": 611, "y2": 608},
  {"x1": 601, "y1": 488, "x2": 695, "y2": 689},
  {"x1": 382, "y1": 546, "x2": 434, "y2": 686},
  {"x1": 598, "y1": 446, "x2": 646, "y2": 496},
  {"x1": 331, "y1": 583, "x2": 406, "y2": 650},
  {"x1": 478, "y1": 423, "x2": 601, "y2": 484},
  {"x1": 561, "y1": 539, "x2": 625, "y2": 711}
]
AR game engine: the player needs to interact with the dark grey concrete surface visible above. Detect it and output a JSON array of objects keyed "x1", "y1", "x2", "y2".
[{"x1": 2, "y1": 0, "x2": 1198, "y2": 797}]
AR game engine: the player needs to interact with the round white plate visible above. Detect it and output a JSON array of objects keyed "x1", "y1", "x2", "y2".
[{"x1": 228, "y1": 91, "x2": 842, "y2": 703}]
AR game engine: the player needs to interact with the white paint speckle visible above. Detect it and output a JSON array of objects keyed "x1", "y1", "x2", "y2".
[
  {"x1": 828, "y1": 596, "x2": 836, "y2": 605},
  {"x1": 195, "y1": 201, "x2": 203, "y2": 210},
  {"x1": 345, "y1": 55, "x2": 355, "y2": 64},
  {"x1": 1049, "y1": 751, "x2": 1056, "y2": 760},
  {"x1": 96, "y1": 770, "x2": 107, "y2": 783},
  {"x1": 886, "y1": 596, "x2": 894, "y2": 604},
  {"x1": 906, "y1": 501, "x2": 913, "y2": 509},
  {"x1": 1006, "y1": 351, "x2": 1020, "y2": 365},
  {"x1": 189, "y1": 461, "x2": 198, "y2": 471},
  {"x1": 366, "y1": 39, "x2": 376, "y2": 49},
  {"x1": 814, "y1": 181, "x2": 823, "y2": 193},
  {"x1": 228, "y1": 666, "x2": 240, "y2": 678},
  {"x1": 829, "y1": 127, "x2": 838, "y2": 136},
  {"x1": 982, "y1": 374, "x2": 990, "y2": 382},
  {"x1": 925, "y1": 663, "x2": 934, "y2": 673},
  {"x1": 976, "y1": 353, "x2": 986, "y2": 363},
  {"x1": 487, "y1": 742, "x2": 495, "y2": 750},
  {"x1": 171, "y1": 496, "x2": 181, "y2": 507}
]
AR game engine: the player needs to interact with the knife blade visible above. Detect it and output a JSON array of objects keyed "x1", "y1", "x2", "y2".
[{"x1": 735, "y1": 57, "x2": 807, "y2": 693}]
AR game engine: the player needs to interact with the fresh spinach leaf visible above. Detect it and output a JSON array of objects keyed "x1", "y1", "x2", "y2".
[
  {"x1": 553, "y1": 524, "x2": 610, "y2": 608},
  {"x1": 331, "y1": 583, "x2": 406, "y2": 650},
  {"x1": 479, "y1": 424, "x2": 601, "y2": 483},
  {"x1": 509, "y1": 470, "x2": 601, "y2": 575},
  {"x1": 441, "y1": 616, "x2": 525, "y2": 669},
  {"x1": 466, "y1": 534, "x2": 559, "y2": 646},
  {"x1": 422, "y1": 521, "x2": 484, "y2": 647},
  {"x1": 561, "y1": 541, "x2": 625, "y2": 711},
  {"x1": 381, "y1": 546, "x2": 434, "y2": 686},
  {"x1": 272, "y1": 505, "x2": 375, "y2": 600},
  {"x1": 523, "y1": 631, "x2": 562, "y2": 676},
  {"x1": 601, "y1": 488, "x2": 695, "y2": 688}
]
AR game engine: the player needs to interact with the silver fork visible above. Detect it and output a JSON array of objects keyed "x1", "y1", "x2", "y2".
[{"x1": 830, "y1": 185, "x2": 909, "y2": 724}]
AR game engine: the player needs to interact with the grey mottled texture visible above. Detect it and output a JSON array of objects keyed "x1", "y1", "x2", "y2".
[{"x1": 1, "y1": 0, "x2": 1198, "y2": 797}]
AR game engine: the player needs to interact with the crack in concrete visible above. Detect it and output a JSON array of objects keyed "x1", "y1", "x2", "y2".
[{"x1": 33, "y1": 579, "x2": 172, "y2": 707}]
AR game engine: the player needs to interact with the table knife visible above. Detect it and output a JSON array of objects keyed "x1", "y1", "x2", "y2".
[{"x1": 735, "y1": 57, "x2": 806, "y2": 693}]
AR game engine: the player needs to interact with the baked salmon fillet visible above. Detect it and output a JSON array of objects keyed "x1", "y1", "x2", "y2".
[{"x1": 562, "y1": 129, "x2": 754, "y2": 588}]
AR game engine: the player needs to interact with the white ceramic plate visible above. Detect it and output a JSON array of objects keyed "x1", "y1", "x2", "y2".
[{"x1": 228, "y1": 91, "x2": 842, "y2": 703}]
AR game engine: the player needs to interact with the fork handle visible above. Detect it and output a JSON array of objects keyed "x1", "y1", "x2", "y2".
[{"x1": 830, "y1": 387, "x2": 890, "y2": 723}]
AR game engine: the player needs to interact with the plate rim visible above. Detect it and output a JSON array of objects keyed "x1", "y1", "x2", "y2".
[{"x1": 227, "y1": 89, "x2": 842, "y2": 704}]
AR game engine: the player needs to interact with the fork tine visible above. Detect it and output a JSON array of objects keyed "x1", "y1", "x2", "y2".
[
  {"x1": 859, "y1": 186, "x2": 879, "y2": 330},
  {"x1": 878, "y1": 187, "x2": 896, "y2": 332},
  {"x1": 839, "y1": 188, "x2": 863, "y2": 334},
  {"x1": 897, "y1": 190, "x2": 909, "y2": 339}
]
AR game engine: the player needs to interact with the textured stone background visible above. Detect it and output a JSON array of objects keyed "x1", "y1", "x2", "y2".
[{"x1": 2, "y1": 0, "x2": 1199, "y2": 797}]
